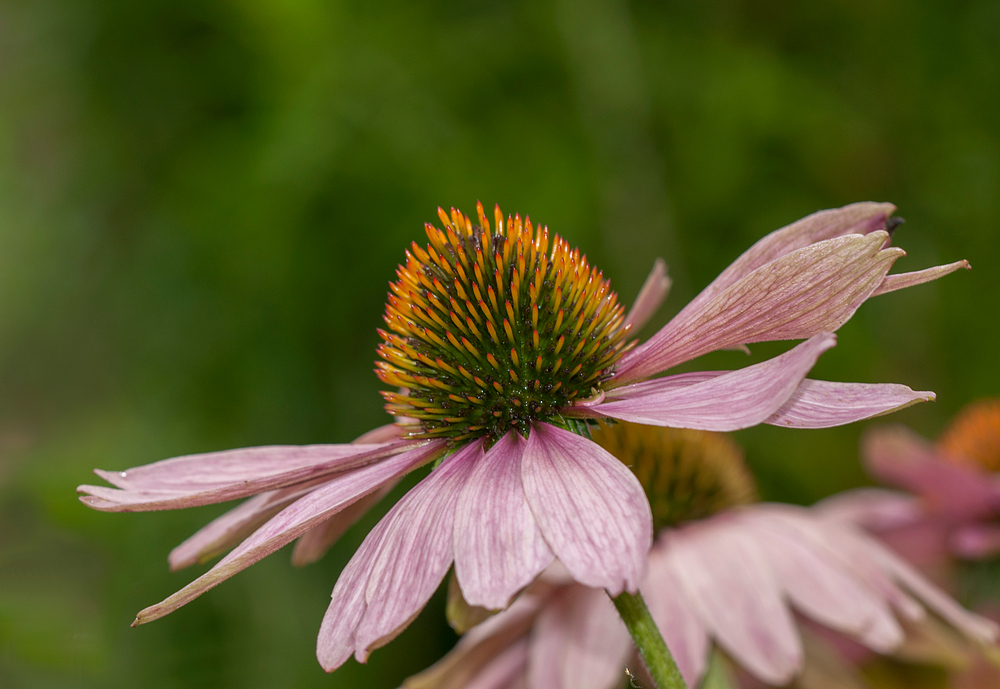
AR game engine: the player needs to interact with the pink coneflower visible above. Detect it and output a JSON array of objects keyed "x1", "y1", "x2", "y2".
[
  {"x1": 78, "y1": 202, "x2": 965, "y2": 671},
  {"x1": 405, "y1": 424, "x2": 998, "y2": 689},
  {"x1": 820, "y1": 399, "x2": 1000, "y2": 573}
]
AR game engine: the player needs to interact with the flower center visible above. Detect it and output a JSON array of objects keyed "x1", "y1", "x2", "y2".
[
  {"x1": 938, "y1": 399, "x2": 1000, "y2": 473},
  {"x1": 592, "y1": 422, "x2": 756, "y2": 531},
  {"x1": 377, "y1": 203, "x2": 630, "y2": 444}
]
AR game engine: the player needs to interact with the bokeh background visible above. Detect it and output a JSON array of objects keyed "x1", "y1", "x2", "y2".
[{"x1": 1, "y1": 0, "x2": 998, "y2": 687}]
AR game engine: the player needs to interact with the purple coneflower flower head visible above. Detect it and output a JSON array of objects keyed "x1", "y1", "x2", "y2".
[
  {"x1": 77, "y1": 202, "x2": 965, "y2": 670},
  {"x1": 406, "y1": 424, "x2": 998, "y2": 689},
  {"x1": 821, "y1": 400, "x2": 1000, "y2": 572}
]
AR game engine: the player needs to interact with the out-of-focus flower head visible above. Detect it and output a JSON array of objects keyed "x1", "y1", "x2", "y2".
[
  {"x1": 76, "y1": 202, "x2": 967, "y2": 671},
  {"x1": 821, "y1": 399, "x2": 1000, "y2": 573},
  {"x1": 406, "y1": 423, "x2": 998, "y2": 689}
]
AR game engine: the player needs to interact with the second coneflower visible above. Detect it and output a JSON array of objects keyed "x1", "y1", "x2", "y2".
[{"x1": 78, "y1": 202, "x2": 966, "y2": 672}]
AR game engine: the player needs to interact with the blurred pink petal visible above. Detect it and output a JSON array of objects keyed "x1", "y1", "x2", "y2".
[
  {"x1": 453, "y1": 432, "x2": 553, "y2": 610},
  {"x1": 664, "y1": 516, "x2": 803, "y2": 685},
  {"x1": 80, "y1": 440, "x2": 415, "y2": 511},
  {"x1": 318, "y1": 442, "x2": 479, "y2": 669},
  {"x1": 528, "y1": 586, "x2": 631, "y2": 689},
  {"x1": 766, "y1": 380, "x2": 935, "y2": 429},
  {"x1": 624, "y1": 258, "x2": 671, "y2": 332},
  {"x1": 521, "y1": 423, "x2": 652, "y2": 595},
  {"x1": 616, "y1": 232, "x2": 900, "y2": 382},
  {"x1": 133, "y1": 441, "x2": 441, "y2": 626},
  {"x1": 951, "y1": 524, "x2": 1000, "y2": 559},
  {"x1": 814, "y1": 487, "x2": 924, "y2": 531},
  {"x1": 597, "y1": 333, "x2": 835, "y2": 431}
]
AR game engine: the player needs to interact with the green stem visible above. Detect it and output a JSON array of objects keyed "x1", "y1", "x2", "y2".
[{"x1": 611, "y1": 590, "x2": 689, "y2": 689}]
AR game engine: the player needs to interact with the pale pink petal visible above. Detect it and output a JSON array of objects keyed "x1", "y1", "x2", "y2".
[
  {"x1": 616, "y1": 232, "x2": 900, "y2": 382},
  {"x1": 318, "y1": 441, "x2": 481, "y2": 670},
  {"x1": 521, "y1": 423, "x2": 652, "y2": 595},
  {"x1": 853, "y1": 530, "x2": 1000, "y2": 645},
  {"x1": 951, "y1": 524, "x2": 1000, "y2": 559},
  {"x1": 872, "y1": 260, "x2": 970, "y2": 297},
  {"x1": 596, "y1": 334, "x2": 835, "y2": 431},
  {"x1": 863, "y1": 426, "x2": 1000, "y2": 519},
  {"x1": 814, "y1": 488, "x2": 924, "y2": 531},
  {"x1": 453, "y1": 432, "x2": 554, "y2": 610},
  {"x1": 291, "y1": 480, "x2": 399, "y2": 567},
  {"x1": 132, "y1": 441, "x2": 442, "y2": 626},
  {"x1": 742, "y1": 511, "x2": 903, "y2": 653},
  {"x1": 79, "y1": 440, "x2": 417, "y2": 512},
  {"x1": 678, "y1": 202, "x2": 896, "y2": 318},
  {"x1": 642, "y1": 546, "x2": 710, "y2": 688},
  {"x1": 625, "y1": 258, "x2": 671, "y2": 332},
  {"x1": 766, "y1": 380, "x2": 935, "y2": 429},
  {"x1": 663, "y1": 520, "x2": 803, "y2": 685},
  {"x1": 352, "y1": 423, "x2": 406, "y2": 444},
  {"x1": 528, "y1": 586, "x2": 632, "y2": 689},
  {"x1": 169, "y1": 492, "x2": 283, "y2": 571},
  {"x1": 465, "y1": 641, "x2": 529, "y2": 689}
]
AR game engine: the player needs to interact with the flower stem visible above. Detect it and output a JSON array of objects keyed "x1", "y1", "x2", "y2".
[{"x1": 611, "y1": 590, "x2": 689, "y2": 689}]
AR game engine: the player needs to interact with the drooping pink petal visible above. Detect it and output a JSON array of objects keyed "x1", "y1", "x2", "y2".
[
  {"x1": 766, "y1": 380, "x2": 935, "y2": 429},
  {"x1": 528, "y1": 586, "x2": 632, "y2": 689},
  {"x1": 951, "y1": 524, "x2": 1000, "y2": 560},
  {"x1": 453, "y1": 432, "x2": 553, "y2": 610},
  {"x1": 663, "y1": 520, "x2": 803, "y2": 685},
  {"x1": 642, "y1": 546, "x2": 710, "y2": 688},
  {"x1": 132, "y1": 441, "x2": 442, "y2": 626},
  {"x1": 742, "y1": 510, "x2": 903, "y2": 653},
  {"x1": 318, "y1": 441, "x2": 480, "y2": 670},
  {"x1": 872, "y1": 260, "x2": 970, "y2": 297},
  {"x1": 79, "y1": 439, "x2": 418, "y2": 512},
  {"x1": 814, "y1": 487, "x2": 923, "y2": 532},
  {"x1": 464, "y1": 640, "x2": 529, "y2": 689},
  {"x1": 678, "y1": 202, "x2": 896, "y2": 319},
  {"x1": 863, "y1": 426, "x2": 1000, "y2": 519},
  {"x1": 291, "y1": 480, "x2": 399, "y2": 567},
  {"x1": 625, "y1": 258, "x2": 671, "y2": 332},
  {"x1": 596, "y1": 334, "x2": 836, "y2": 431},
  {"x1": 615, "y1": 232, "x2": 900, "y2": 383},
  {"x1": 168, "y1": 491, "x2": 283, "y2": 571},
  {"x1": 520, "y1": 423, "x2": 652, "y2": 595}
]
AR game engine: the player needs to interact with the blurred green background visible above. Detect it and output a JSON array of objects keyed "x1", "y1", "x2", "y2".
[{"x1": 1, "y1": 0, "x2": 998, "y2": 686}]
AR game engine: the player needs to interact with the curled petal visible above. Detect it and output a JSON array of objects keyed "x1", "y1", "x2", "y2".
[
  {"x1": 616, "y1": 232, "x2": 899, "y2": 383},
  {"x1": 528, "y1": 586, "x2": 632, "y2": 689},
  {"x1": 521, "y1": 423, "x2": 652, "y2": 595},
  {"x1": 79, "y1": 440, "x2": 417, "y2": 512},
  {"x1": 766, "y1": 380, "x2": 935, "y2": 429},
  {"x1": 318, "y1": 441, "x2": 480, "y2": 670},
  {"x1": 133, "y1": 441, "x2": 442, "y2": 626},
  {"x1": 873, "y1": 260, "x2": 970, "y2": 297},
  {"x1": 597, "y1": 334, "x2": 835, "y2": 431},
  {"x1": 453, "y1": 432, "x2": 553, "y2": 610},
  {"x1": 625, "y1": 258, "x2": 671, "y2": 332}
]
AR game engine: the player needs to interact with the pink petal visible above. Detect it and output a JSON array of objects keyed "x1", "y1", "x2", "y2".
[
  {"x1": 597, "y1": 334, "x2": 836, "y2": 431},
  {"x1": 663, "y1": 520, "x2": 803, "y2": 685},
  {"x1": 872, "y1": 260, "x2": 970, "y2": 296},
  {"x1": 625, "y1": 258, "x2": 671, "y2": 332},
  {"x1": 317, "y1": 441, "x2": 480, "y2": 670},
  {"x1": 766, "y1": 380, "x2": 935, "y2": 429},
  {"x1": 520, "y1": 423, "x2": 652, "y2": 595},
  {"x1": 528, "y1": 586, "x2": 632, "y2": 689},
  {"x1": 678, "y1": 202, "x2": 896, "y2": 319},
  {"x1": 465, "y1": 640, "x2": 529, "y2": 689},
  {"x1": 742, "y1": 510, "x2": 903, "y2": 653},
  {"x1": 453, "y1": 432, "x2": 554, "y2": 610},
  {"x1": 79, "y1": 439, "x2": 418, "y2": 512},
  {"x1": 132, "y1": 441, "x2": 441, "y2": 626},
  {"x1": 616, "y1": 232, "x2": 900, "y2": 383},
  {"x1": 814, "y1": 487, "x2": 924, "y2": 531},
  {"x1": 290, "y1": 480, "x2": 399, "y2": 567},
  {"x1": 863, "y1": 426, "x2": 1000, "y2": 519},
  {"x1": 642, "y1": 546, "x2": 710, "y2": 688},
  {"x1": 951, "y1": 524, "x2": 1000, "y2": 560}
]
